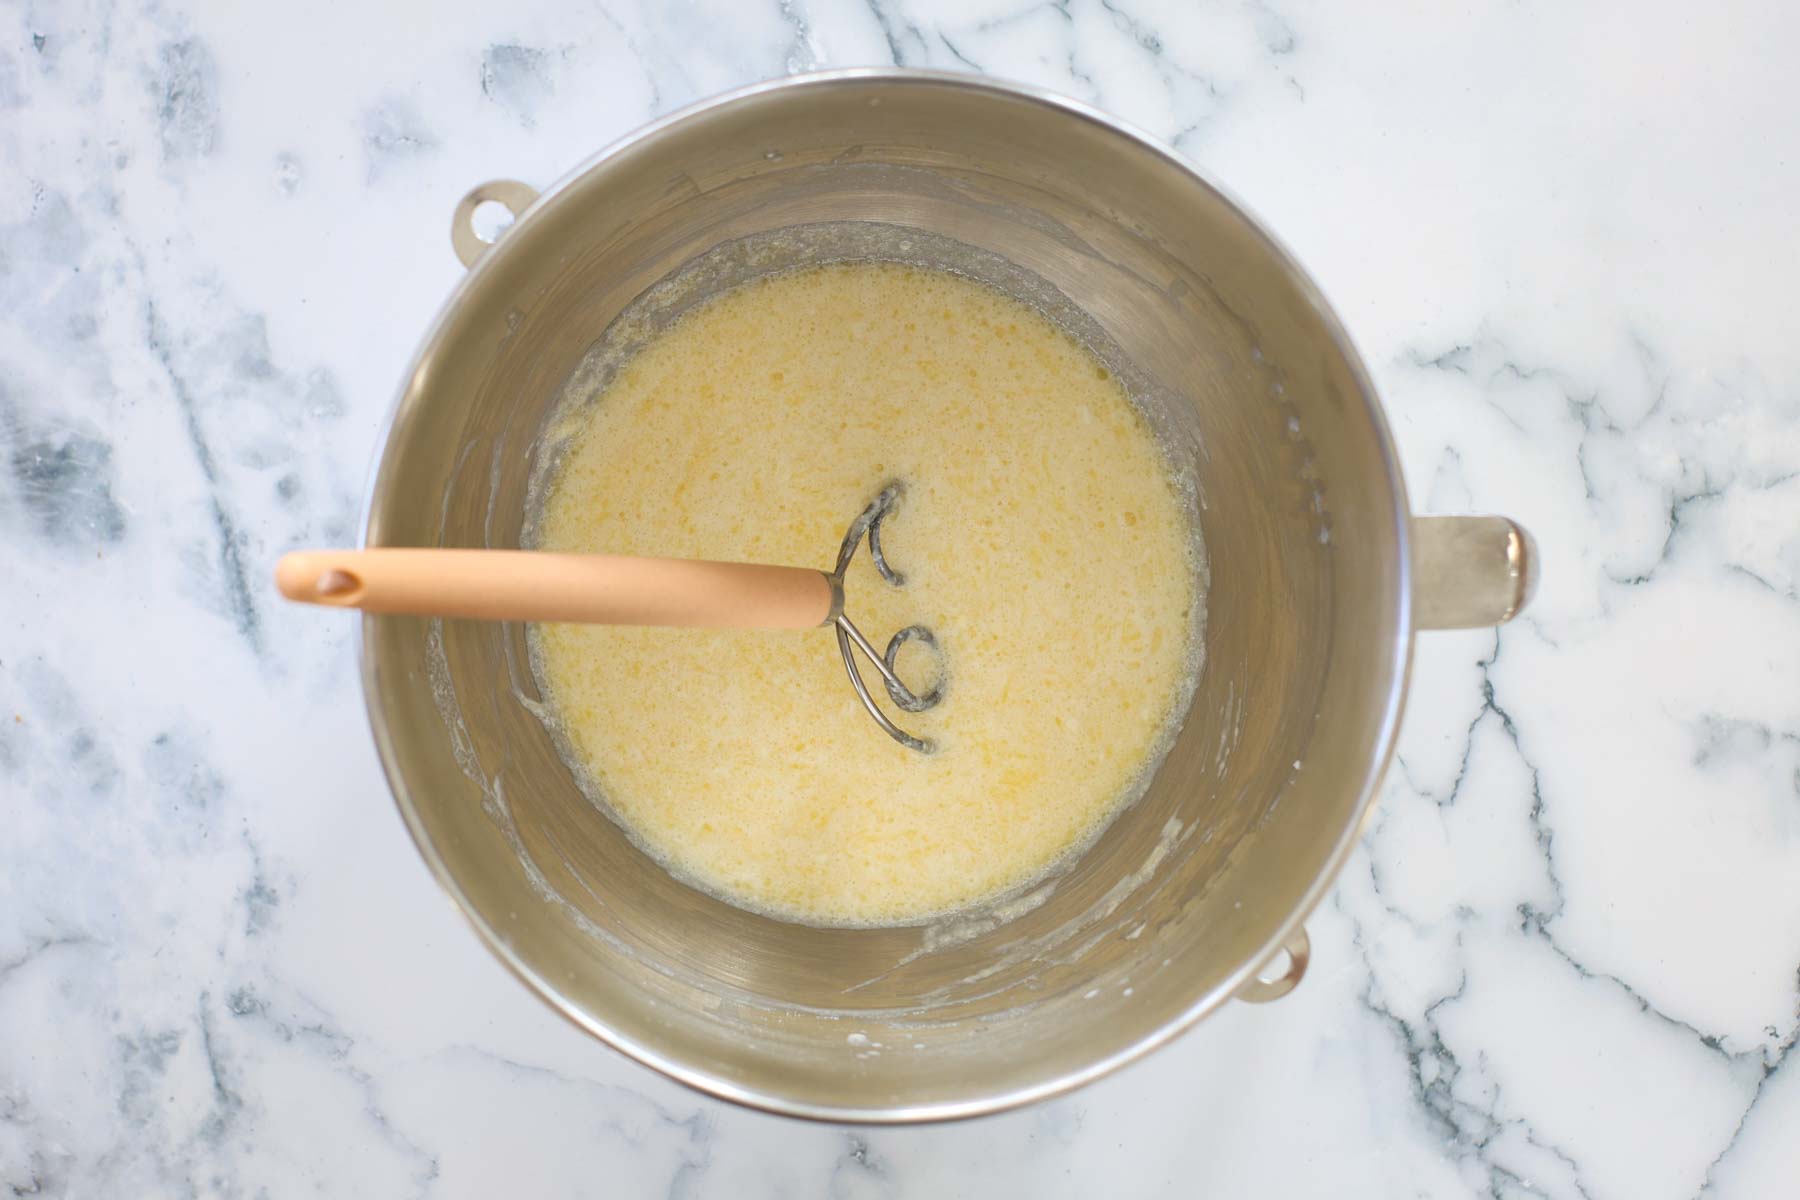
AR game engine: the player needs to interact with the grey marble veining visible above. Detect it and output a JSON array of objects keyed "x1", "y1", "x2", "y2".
[{"x1": 2, "y1": 0, "x2": 1797, "y2": 1196}]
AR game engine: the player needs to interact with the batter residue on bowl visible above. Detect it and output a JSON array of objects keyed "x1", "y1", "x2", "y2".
[{"x1": 529, "y1": 261, "x2": 1199, "y2": 927}]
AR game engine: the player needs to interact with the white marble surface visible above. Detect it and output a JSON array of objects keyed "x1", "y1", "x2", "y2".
[{"x1": 3, "y1": 0, "x2": 1798, "y2": 1195}]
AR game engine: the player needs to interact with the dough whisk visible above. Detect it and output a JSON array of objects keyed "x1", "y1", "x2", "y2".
[{"x1": 276, "y1": 482, "x2": 946, "y2": 751}]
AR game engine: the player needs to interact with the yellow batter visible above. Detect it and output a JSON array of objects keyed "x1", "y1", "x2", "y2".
[{"x1": 530, "y1": 262, "x2": 1198, "y2": 926}]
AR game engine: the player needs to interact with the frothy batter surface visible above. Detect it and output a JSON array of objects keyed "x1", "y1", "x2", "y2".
[{"x1": 530, "y1": 262, "x2": 1198, "y2": 926}]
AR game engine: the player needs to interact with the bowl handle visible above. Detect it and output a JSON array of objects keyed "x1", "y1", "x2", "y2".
[
  {"x1": 1413, "y1": 515, "x2": 1538, "y2": 630},
  {"x1": 450, "y1": 180, "x2": 540, "y2": 268},
  {"x1": 1235, "y1": 926, "x2": 1312, "y2": 1003}
]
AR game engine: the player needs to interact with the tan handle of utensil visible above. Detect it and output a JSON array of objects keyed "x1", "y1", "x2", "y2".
[{"x1": 274, "y1": 549, "x2": 838, "y2": 629}]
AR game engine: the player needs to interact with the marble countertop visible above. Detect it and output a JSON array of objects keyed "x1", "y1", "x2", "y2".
[{"x1": 4, "y1": 0, "x2": 1797, "y2": 1195}]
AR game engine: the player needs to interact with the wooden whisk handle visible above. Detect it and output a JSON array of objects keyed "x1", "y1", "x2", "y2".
[{"x1": 274, "y1": 548, "x2": 838, "y2": 629}]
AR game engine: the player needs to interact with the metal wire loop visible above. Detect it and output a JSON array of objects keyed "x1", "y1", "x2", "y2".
[{"x1": 831, "y1": 483, "x2": 945, "y2": 753}]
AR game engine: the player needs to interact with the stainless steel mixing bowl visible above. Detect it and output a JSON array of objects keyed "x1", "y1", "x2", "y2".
[{"x1": 361, "y1": 70, "x2": 1535, "y2": 1122}]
